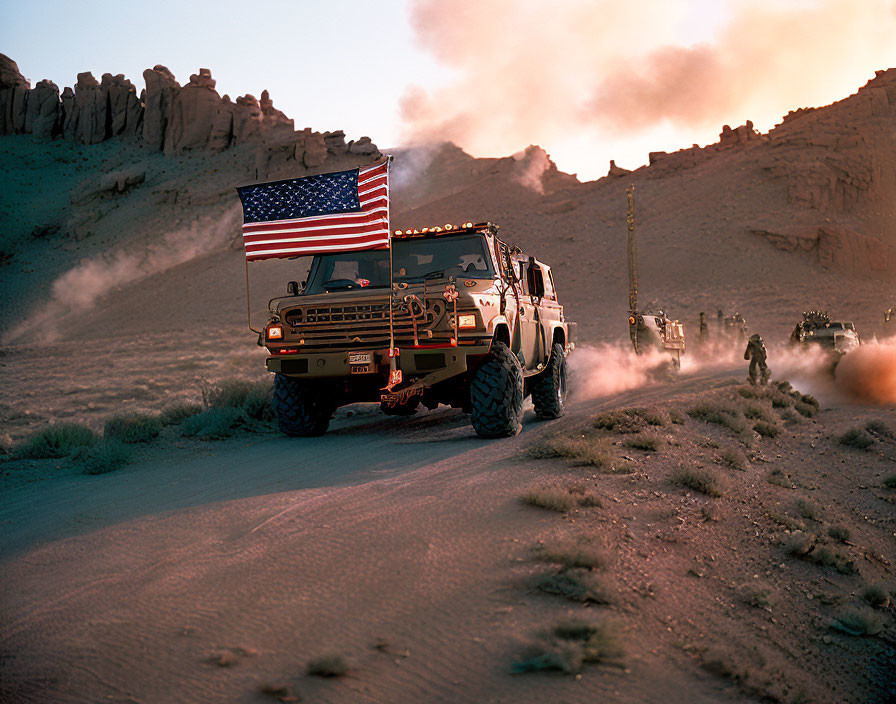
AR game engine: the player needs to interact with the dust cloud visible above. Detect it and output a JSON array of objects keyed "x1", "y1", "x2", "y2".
[
  {"x1": 1, "y1": 207, "x2": 242, "y2": 345},
  {"x1": 569, "y1": 343, "x2": 681, "y2": 400},
  {"x1": 835, "y1": 337, "x2": 896, "y2": 404},
  {"x1": 401, "y1": 0, "x2": 896, "y2": 174}
]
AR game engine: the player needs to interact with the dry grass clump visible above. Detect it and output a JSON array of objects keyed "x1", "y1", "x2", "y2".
[
  {"x1": 306, "y1": 653, "x2": 349, "y2": 677},
  {"x1": 103, "y1": 412, "x2": 162, "y2": 443},
  {"x1": 687, "y1": 403, "x2": 746, "y2": 433},
  {"x1": 534, "y1": 569, "x2": 615, "y2": 604},
  {"x1": 794, "y1": 402, "x2": 817, "y2": 418},
  {"x1": 671, "y1": 466, "x2": 725, "y2": 496},
  {"x1": 719, "y1": 448, "x2": 747, "y2": 471},
  {"x1": 668, "y1": 408, "x2": 686, "y2": 425},
  {"x1": 527, "y1": 434, "x2": 610, "y2": 468},
  {"x1": 838, "y1": 427, "x2": 874, "y2": 450},
  {"x1": 13, "y1": 422, "x2": 97, "y2": 459},
  {"x1": 75, "y1": 440, "x2": 132, "y2": 475},
  {"x1": 624, "y1": 433, "x2": 664, "y2": 452},
  {"x1": 784, "y1": 531, "x2": 814, "y2": 556},
  {"x1": 737, "y1": 386, "x2": 760, "y2": 399},
  {"x1": 743, "y1": 404, "x2": 775, "y2": 422},
  {"x1": 753, "y1": 421, "x2": 779, "y2": 438},
  {"x1": 593, "y1": 407, "x2": 665, "y2": 433},
  {"x1": 795, "y1": 498, "x2": 822, "y2": 521},
  {"x1": 512, "y1": 618, "x2": 624, "y2": 675},
  {"x1": 203, "y1": 379, "x2": 274, "y2": 421},
  {"x1": 830, "y1": 608, "x2": 883, "y2": 637},
  {"x1": 180, "y1": 407, "x2": 245, "y2": 440},
  {"x1": 160, "y1": 400, "x2": 203, "y2": 426},
  {"x1": 535, "y1": 539, "x2": 610, "y2": 570},
  {"x1": 865, "y1": 419, "x2": 892, "y2": 437},
  {"x1": 521, "y1": 486, "x2": 577, "y2": 513},
  {"x1": 860, "y1": 583, "x2": 891, "y2": 609},
  {"x1": 827, "y1": 525, "x2": 851, "y2": 543}
]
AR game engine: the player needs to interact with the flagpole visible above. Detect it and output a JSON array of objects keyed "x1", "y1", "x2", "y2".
[
  {"x1": 386, "y1": 155, "x2": 397, "y2": 381},
  {"x1": 245, "y1": 258, "x2": 260, "y2": 334}
]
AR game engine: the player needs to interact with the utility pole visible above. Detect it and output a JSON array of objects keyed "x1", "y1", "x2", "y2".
[{"x1": 626, "y1": 184, "x2": 638, "y2": 315}]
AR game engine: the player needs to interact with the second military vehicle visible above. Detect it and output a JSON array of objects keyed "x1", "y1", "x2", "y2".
[
  {"x1": 790, "y1": 310, "x2": 861, "y2": 362},
  {"x1": 259, "y1": 222, "x2": 576, "y2": 438}
]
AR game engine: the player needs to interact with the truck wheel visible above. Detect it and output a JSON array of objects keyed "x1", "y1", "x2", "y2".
[
  {"x1": 273, "y1": 374, "x2": 333, "y2": 436},
  {"x1": 531, "y1": 343, "x2": 568, "y2": 419},
  {"x1": 469, "y1": 341, "x2": 524, "y2": 438}
]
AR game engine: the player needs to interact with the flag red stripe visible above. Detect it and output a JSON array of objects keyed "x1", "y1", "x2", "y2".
[
  {"x1": 243, "y1": 220, "x2": 389, "y2": 244},
  {"x1": 245, "y1": 236, "x2": 389, "y2": 260},
  {"x1": 241, "y1": 197, "x2": 387, "y2": 234},
  {"x1": 245, "y1": 231, "x2": 388, "y2": 252}
]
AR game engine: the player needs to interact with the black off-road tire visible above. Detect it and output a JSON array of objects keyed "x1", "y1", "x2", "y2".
[
  {"x1": 273, "y1": 374, "x2": 333, "y2": 437},
  {"x1": 531, "y1": 343, "x2": 568, "y2": 419},
  {"x1": 469, "y1": 341, "x2": 524, "y2": 438}
]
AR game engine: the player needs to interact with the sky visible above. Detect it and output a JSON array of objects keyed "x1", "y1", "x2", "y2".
[{"x1": 3, "y1": 0, "x2": 896, "y2": 180}]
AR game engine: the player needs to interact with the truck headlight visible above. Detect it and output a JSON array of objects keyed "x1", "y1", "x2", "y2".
[
  {"x1": 267, "y1": 324, "x2": 283, "y2": 340},
  {"x1": 457, "y1": 314, "x2": 477, "y2": 329}
]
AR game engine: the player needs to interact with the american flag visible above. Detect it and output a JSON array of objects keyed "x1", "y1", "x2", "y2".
[{"x1": 237, "y1": 161, "x2": 390, "y2": 261}]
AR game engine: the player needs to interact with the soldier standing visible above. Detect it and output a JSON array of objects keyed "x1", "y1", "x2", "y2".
[
  {"x1": 698, "y1": 311, "x2": 708, "y2": 343},
  {"x1": 885, "y1": 307, "x2": 894, "y2": 325},
  {"x1": 744, "y1": 333, "x2": 770, "y2": 385}
]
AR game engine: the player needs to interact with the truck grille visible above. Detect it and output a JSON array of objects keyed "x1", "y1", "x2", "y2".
[{"x1": 281, "y1": 298, "x2": 447, "y2": 349}]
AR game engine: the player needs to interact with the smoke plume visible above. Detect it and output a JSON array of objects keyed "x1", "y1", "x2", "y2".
[
  {"x1": 2, "y1": 206, "x2": 242, "y2": 345},
  {"x1": 401, "y1": 0, "x2": 896, "y2": 177}
]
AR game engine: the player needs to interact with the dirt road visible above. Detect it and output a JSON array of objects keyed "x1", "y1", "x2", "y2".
[{"x1": 2, "y1": 370, "x2": 759, "y2": 704}]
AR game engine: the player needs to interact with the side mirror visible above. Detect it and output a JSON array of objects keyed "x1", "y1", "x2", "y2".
[{"x1": 287, "y1": 281, "x2": 300, "y2": 296}]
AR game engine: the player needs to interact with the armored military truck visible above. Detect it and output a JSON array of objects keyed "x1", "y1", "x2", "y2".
[
  {"x1": 790, "y1": 310, "x2": 861, "y2": 360},
  {"x1": 628, "y1": 311, "x2": 686, "y2": 366},
  {"x1": 259, "y1": 222, "x2": 576, "y2": 438}
]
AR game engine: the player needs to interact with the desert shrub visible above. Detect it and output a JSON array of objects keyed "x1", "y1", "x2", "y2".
[
  {"x1": 687, "y1": 403, "x2": 746, "y2": 433},
  {"x1": 527, "y1": 434, "x2": 610, "y2": 467},
  {"x1": 624, "y1": 433, "x2": 664, "y2": 451},
  {"x1": 860, "y1": 583, "x2": 890, "y2": 609},
  {"x1": 795, "y1": 498, "x2": 822, "y2": 521},
  {"x1": 838, "y1": 427, "x2": 874, "y2": 450},
  {"x1": 521, "y1": 486, "x2": 576, "y2": 513},
  {"x1": 775, "y1": 380, "x2": 793, "y2": 394},
  {"x1": 160, "y1": 400, "x2": 203, "y2": 426},
  {"x1": 883, "y1": 475, "x2": 896, "y2": 490},
  {"x1": 831, "y1": 608, "x2": 883, "y2": 636},
  {"x1": 668, "y1": 408, "x2": 686, "y2": 425},
  {"x1": 766, "y1": 468, "x2": 794, "y2": 489},
  {"x1": 511, "y1": 640, "x2": 583, "y2": 674},
  {"x1": 671, "y1": 466, "x2": 724, "y2": 496},
  {"x1": 13, "y1": 422, "x2": 97, "y2": 459},
  {"x1": 306, "y1": 654, "x2": 348, "y2": 677},
  {"x1": 737, "y1": 386, "x2": 760, "y2": 399},
  {"x1": 552, "y1": 619, "x2": 623, "y2": 663},
  {"x1": 769, "y1": 391, "x2": 792, "y2": 409},
  {"x1": 204, "y1": 379, "x2": 274, "y2": 421},
  {"x1": 827, "y1": 525, "x2": 851, "y2": 542},
  {"x1": 180, "y1": 407, "x2": 244, "y2": 439},
  {"x1": 753, "y1": 422, "x2": 779, "y2": 438},
  {"x1": 743, "y1": 404, "x2": 774, "y2": 422},
  {"x1": 865, "y1": 419, "x2": 891, "y2": 437},
  {"x1": 593, "y1": 407, "x2": 663, "y2": 433},
  {"x1": 76, "y1": 439, "x2": 132, "y2": 475},
  {"x1": 535, "y1": 539, "x2": 610, "y2": 570},
  {"x1": 534, "y1": 569, "x2": 614, "y2": 604},
  {"x1": 103, "y1": 412, "x2": 162, "y2": 443},
  {"x1": 720, "y1": 448, "x2": 747, "y2": 471},
  {"x1": 792, "y1": 402, "x2": 816, "y2": 418},
  {"x1": 784, "y1": 531, "x2": 814, "y2": 556},
  {"x1": 799, "y1": 393, "x2": 820, "y2": 410}
]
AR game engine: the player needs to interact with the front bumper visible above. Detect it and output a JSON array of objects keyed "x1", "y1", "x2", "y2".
[{"x1": 265, "y1": 343, "x2": 492, "y2": 380}]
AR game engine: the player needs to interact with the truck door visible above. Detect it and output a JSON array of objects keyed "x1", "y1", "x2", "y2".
[{"x1": 516, "y1": 257, "x2": 541, "y2": 370}]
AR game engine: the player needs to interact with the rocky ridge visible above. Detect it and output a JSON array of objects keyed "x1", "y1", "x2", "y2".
[{"x1": 0, "y1": 53, "x2": 380, "y2": 177}]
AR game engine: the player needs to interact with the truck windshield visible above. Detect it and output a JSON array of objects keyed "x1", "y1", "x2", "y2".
[{"x1": 304, "y1": 234, "x2": 494, "y2": 293}]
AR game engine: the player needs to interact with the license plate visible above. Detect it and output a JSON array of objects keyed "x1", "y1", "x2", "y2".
[
  {"x1": 348, "y1": 352, "x2": 373, "y2": 365},
  {"x1": 350, "y1": 364, "x2": 373, "y2": 374}
]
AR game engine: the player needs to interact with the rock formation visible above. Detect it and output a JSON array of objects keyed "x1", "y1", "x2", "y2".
[{"x1": 0, "y1": 53, "x2": 383, "y2": 178}]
